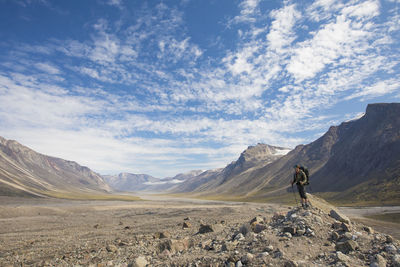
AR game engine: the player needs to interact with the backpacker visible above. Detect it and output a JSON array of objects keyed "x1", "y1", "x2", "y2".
[{"x1": 299, "y1": 166, "x2": 309, "y2": 185}]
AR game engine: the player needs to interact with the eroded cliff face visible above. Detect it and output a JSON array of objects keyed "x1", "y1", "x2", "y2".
[{"x1": 0, "y1": 136, "x2": 111, "y2": 197}]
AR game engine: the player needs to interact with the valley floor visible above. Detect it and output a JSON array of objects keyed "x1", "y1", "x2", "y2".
[{"x1": 0, "y1": 195, "x2": 399, "y2": 266}]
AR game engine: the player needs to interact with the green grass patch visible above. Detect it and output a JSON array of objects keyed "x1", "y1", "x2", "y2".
[{"x1": 365, "y1": 213, "x2": 400, "y2": 224}]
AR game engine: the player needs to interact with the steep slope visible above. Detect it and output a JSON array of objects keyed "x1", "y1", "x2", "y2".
[
  {"x1": 0, "y1": 137, "x2": 111, "y2": 197},
  {"x1": 171, "y1": 144, "x2": 291, "y2": 194},
  {"x1": 172, "y1": 103, "x2": 400, "y2": 205},
  {"x1": 243, "y1": 103, "x2": 400, "y2": 204}
]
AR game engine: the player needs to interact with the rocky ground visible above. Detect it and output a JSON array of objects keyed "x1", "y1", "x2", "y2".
[{"x1": 0, "y1": 195, "x2": 399, "y2": 267}]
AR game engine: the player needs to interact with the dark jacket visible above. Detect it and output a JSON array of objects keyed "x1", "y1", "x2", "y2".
[{"x1": 293, "y1": 170, "x2": 307, "y2": 185}]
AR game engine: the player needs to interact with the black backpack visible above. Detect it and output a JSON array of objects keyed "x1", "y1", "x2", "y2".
[{"x1": 299, "y1": 166, "x2": 310, "y2": 185}]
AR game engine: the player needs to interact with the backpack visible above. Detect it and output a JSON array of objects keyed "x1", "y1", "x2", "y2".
[{"x1": 299, "y1": 166, "x2": 310, "y2": 185}]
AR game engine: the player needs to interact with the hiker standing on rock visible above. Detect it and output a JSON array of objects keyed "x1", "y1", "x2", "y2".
[{"x1": 291, "y1": 165, "x2": 310, "y2": 209}]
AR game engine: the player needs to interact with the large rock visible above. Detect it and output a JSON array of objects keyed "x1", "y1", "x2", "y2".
[
  {"x1": 198, "y1": 224, "x2": 214, "y2": 234},
  {"x1": 130, "y1": 256, "x2": 148, "y2": 267},
  {"x1": 392, "y1": 254, "x2": 400, "y2": 267},
  {"x1": 335, "y1": 240, "x2": 358, "y2": 254},
  {"x1": 154, "y1": 231, "x2": 171, "y2": 239},
  {"x1": 329, "y1": 209, "x2": 350, "y2": 224},
  {"x1": 158, "y1": 238, "x2": 191, "y2": 254}
]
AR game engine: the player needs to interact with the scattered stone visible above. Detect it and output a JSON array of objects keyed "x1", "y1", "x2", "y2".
[
  {"x1": 239, "y1": 224, "x2": 251, "y2": 236},
  {"x1": 363, "y1": 226, "x2": 374, "y2": 234},
  {"x1": 93, "y1": 224, "x2": 100, "y2": 229},
  {"x1": 182, "y1": 222, "x2": 192, "y2": 229},
  {"x1": 252, "y1": 223, "x2": 266, "y2": 233},
  {"x1": 198, "y1": 224, "x2": 214, "y2": 234},
  {"x1": 240, "y1": 253, "x2": 254, "y2": 264},
  {"x1": 154, "y1": 231, "x2": 171, "y2": 239},
  {"x1": 250, "y1": 216, "x2": 264, "y2": 224},
  {"x1": 184, "y1": 217, "x2": 191, "y2": 221},
  {"x1": 130, "y1": 256, "x2": 148, "y2": 267},
  {"x1": 235, "y1": 260, "x2": 243, "y2": 267},
  {"x1": 385, "y1": 244, "x2": 397, "y2": 254},
  {"x1": 296, "y1": 229, "x2": 306, "y2": 236},
  {"x1": 283, "y1": 226, "x2": 296, "y2": 235},
  {"x1": 336, "y1": 251, "x2": 350, "y2": 263},
  {"x1": 234, "y1": 233, "x2": 245, "y2": 241},
  {"x1": 106, "y1": 244, "x2": 118, "y2": 253},
  {"x1": 370, "y1": 254, "x2": 387, "y2": 267},
  {"x1": 158, "y1": 238, "x2": 190, "y2": 254},
  {"x1": 392, "y1": 254, "x2": 400, "y2": 267},
  {"x1": 283, "y1": 232, "x2": 292, "y2": 238},
  {"x1": 341, "y1": 223, "x2": 352, "y2": 232},
  {"x1": 336, "y1": 240, "x2": 359, "y2": 254},
  {"x1": 329, "y1": 209, "x2": 350, "y2": 224},
  {"x1": 284, "y1": 259, "x2": 298, "y2": 267},
  {"x1": 331, "y1": 231, "x2": 340, "y2": 241},
  {"x1": 386, "y1": 235, "x2": 394, "y2": 243}
]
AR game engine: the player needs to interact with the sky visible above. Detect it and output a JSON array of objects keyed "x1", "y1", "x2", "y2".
[{"x1": 0, "y1": 0, "x2": 399, "y2": 178}]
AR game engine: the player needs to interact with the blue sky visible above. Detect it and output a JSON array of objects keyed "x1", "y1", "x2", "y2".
[{"x1": 0, "y1": 0, "x2": 399, "y2": 178}]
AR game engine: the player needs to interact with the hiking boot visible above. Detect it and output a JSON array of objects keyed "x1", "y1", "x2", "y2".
[{"x1": 301, "y1": 203, "x2": 306, "y2": 209}]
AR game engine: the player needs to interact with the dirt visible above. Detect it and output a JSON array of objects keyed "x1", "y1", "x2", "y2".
[{"x1": 0, "y1": 195, "x2": 399, "y2": 266}]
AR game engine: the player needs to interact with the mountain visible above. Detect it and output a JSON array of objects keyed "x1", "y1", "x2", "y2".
[
  {"x1": 104, "y1": 170, "x2": 204, "y2": 192},
  {"x1": 0, "y1": 137, "x2": 111, "y2": 198},
  {"x1": 172, "y1": 103, "x2": 400, "y2": 205},
  {"x1": 170, "y1": 144, "x2": 291, "y2": 195},
  {"x1": 103, "y1": 173, "x2": 158, "y2": 192}
]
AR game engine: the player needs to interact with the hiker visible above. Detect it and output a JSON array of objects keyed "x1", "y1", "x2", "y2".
[{"x1": 291, "y1": 165, "x2": 310, "y2": 209}]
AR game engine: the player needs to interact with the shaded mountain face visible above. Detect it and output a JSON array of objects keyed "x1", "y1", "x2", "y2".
[
  {"x1": 242, "y1": 103, "x2": 400, "y2": 203},
  {"x1": 171, "y1": 103, "x2": 400, "y2": 204},
  {"x1": 104, "y1": 170, "x2": 204, "y2": 192},
  {"x1": 170, "y1": 144, "x2": 291, "y2": 195},
  {"x1": 0, "y1": 137, "x2": 111, "y2": 197}
]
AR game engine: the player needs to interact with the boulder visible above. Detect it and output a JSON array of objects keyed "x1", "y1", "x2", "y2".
[
  {"x1": 130, "y1": 256, "x2": 148, "y2": 267},
  {"x1": 158, "y1": 238, "x2": 190, "y2": 254},
  {"x1": 241, "y1": 253, "x2": 254, "y2": 264},
  {"x1": 283, "y1": 226, "x2": 296, "y2": 235},
  {"x1": 329, "y1": 209, "x2": 350, "y2": 224},
  {"x1": 252, "y1": 223, "x2": 266, "y2": 233},
  {"x1": 250, "y1": 216, "x2": 264, "y2": 224},
  {"x1": 370, "y1": 254, "x2": 387, "y2": 267},
  {"x1": 363, "y1": 226, "x2": 374, "y2": 234},
  {"x1": 336, "y1": 251, "x2": 350, "y2": 263},
  {"x1": 335, "y1": 240, "x2": 358, "y2": 254},
  {"x1": 284, "y1": 259, "x2": 298, "y2": 267},
  {"x1": 198, "y1": 224, "x2": 214, "y2": 234},
  {"x1": 106, "y1": 244, "x2": 118, "y2": 253},
  {"x1": 392, "y1": 254, "x2": 400, "y2": 267},
  {"x1": 154, "y1": 231, "x2": 171, "y2": 239},
  {"x1": 341, "y1": 222, "x2": 352, "y2": 232},
  {"x1": 182, "y1": 222, "x2": 191, "y2": 229}
]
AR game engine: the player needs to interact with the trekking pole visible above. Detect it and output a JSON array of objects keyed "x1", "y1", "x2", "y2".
[{"x1": 291, "y1": 184, "x2": 299, "y2": 207}]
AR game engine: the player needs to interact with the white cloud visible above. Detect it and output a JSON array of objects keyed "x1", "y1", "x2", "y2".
[
  {"x1": 34, "y1": 62, "x2": 61, "y2": 74},
  {"x1": 267, "y1": 4, "x2": 301, "y2": 52},
  {"x1": 287, "y1": 1, "x2": 379, "y2": 82},
  {"x1": 345, "y1": 79, "x2": 400, "y2": 100}
]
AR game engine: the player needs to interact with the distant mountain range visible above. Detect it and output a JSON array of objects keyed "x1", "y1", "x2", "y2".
[
  {"x1": 1, "y1": 103, "x2": 399, "y2": 205},
  {"x1": 169, "y1": 103, "x2": 400, "y2": 205},
  {"x1": 103, "y1": 170, "x2": 203, "y2": 192},
  {"x1": 0, "y1": 137, "x2": 111, "y2": 198}
]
